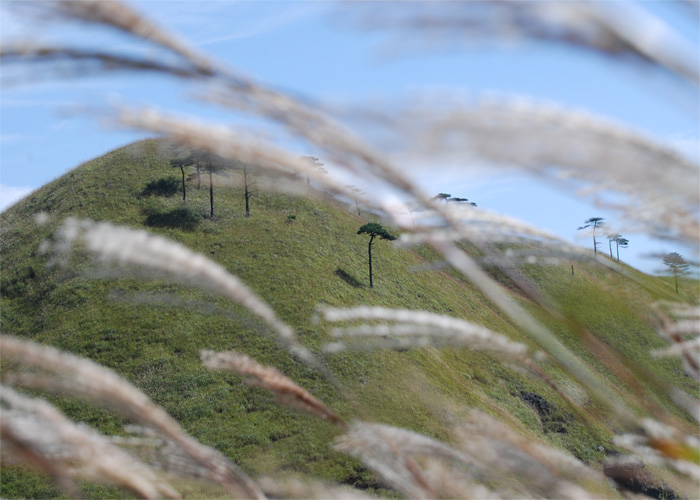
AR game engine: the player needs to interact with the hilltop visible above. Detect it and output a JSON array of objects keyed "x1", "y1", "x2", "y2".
[{"x1": 1, "y1": 139, "x2": 696, "y2": 498}]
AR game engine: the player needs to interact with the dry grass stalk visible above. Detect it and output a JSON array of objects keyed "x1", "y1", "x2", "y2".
[
  {"x1": 256, "y1": 476, "x2": 381, "y2": 500},
  {"x1": 429, "y1": 237, "x2": 638, "y2": 423},
  {"x1": 200, "y1": 350, "x2": 346, "y2": 428},
  {"x1": 0, "y1": 46, "x2": 203, "y2": 81},
  {"x1": 613, "y1": 419, "x2": 700, "y2": 481},
  {"x1": 114, "y1": 106, "x2": 363, "y2": 205},
  {"x1": 652, "y1": 337, "x2": 700, "y2": 359},
  {"x1": 455, "y1": 411, "x2": 609, "y2": 499},
  {"x1": 46, "y1": 217, "x2": 318, "y2": 371},
  {"x1": 420, "y1": 461, "x2": 505, "y2": 500},
  {"x1": 115, "y1": 425, "x2": 239, "y2": 487},
  {"x1": 1, "y1": 385, "x2": 181, "y2": 499},
  {"x1": 652, "y1": 303, "x2": 700, "y2": 382},
  {"x1": 392, "y1": 100, "x2": 699, "y2": 242},
  {"x1": 33, "y1": 0, "x2": 216, "y2": 75},
  {"x1": 0, "y1": 420, "x2": 80, "y2": 498},
  {"x1": 334, "y1": 421, "x2": 437, "y2": 500},
  {"x1": 342, "y1": 1, "x2": 700, "y2": 84},
  {"x1": 0, "y1": 335, "x2": 266, "y2": 499},
  {"x1": 322, "y1": 307, "x2": 530, "y2": 358},
  {"x1": 398, "y1": 207, "x2": 563, "y2": 246},
  {"x1": 354, "y1": 423, "x2": 471, "y2": 467}
]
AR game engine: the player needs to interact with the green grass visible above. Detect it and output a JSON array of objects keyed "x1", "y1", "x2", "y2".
[{"x1": 1, "y1": 139, "x2": 696, "y2": 497}]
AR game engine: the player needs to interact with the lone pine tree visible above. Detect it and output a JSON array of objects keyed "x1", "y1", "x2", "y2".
[
  {"x1": 615, "y1": 236, "x2": 629, "y2": 262},
  {"x1": 663, "y1": 252, "x2": 690, "y2": 294},
  {"x1": 357, "y1": 223, "x2": 396, "y2": 288},
  {"x1": 242, "y1": 165, "x2": 255, "y2": 217},
  {"x1": 578, "y1": 217, "x2": 605, "y2": 256},
  {"x1": 169, "y1": 157, "x2": 189, "y2": 202}
]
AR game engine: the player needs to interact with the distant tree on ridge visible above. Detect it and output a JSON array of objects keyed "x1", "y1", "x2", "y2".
[
  {"x1": 614, "y1": 236, "x2": 629, "y2": 262},
  {"x1": 202, "y1": 151, "x2": 235, "y2": 218},
  {"x1": 433, "y1": 193, "x2": 451, "y2": 203},
  {"x1": 170, "y1": 157, "x2": 189, "y2": 202},
  {"x1": 578, "y1": 217, "x2": 605, "y2": 256},
  {"x1": 346, "y1": 185, "x2": 365, "y2": 216},
  {"x1": 448, "y1": 196, "x2": 477, "y2": 207},
  {"x1": 300, "y1": 156, "x2": 326, "y2": 185},
  {"x1": 243, "y1": 164, "x2": 256, "y2": 217},
  {"x1": 663, "y1": 252, "x2": 690, "y2": 294}
]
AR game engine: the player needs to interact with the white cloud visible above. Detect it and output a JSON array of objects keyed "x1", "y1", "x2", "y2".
[
  {"x1": 0, "y1": 184, "x2": 34, "y2": 212},
  {"x1": 0, "y1": 134, "x2": 26, "y2": 145},
  {"x1": 196, "y1": 3, "x2": 319, "y2": 45}
]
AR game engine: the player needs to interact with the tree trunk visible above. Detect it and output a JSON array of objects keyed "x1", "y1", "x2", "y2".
[
  {"x1": 615, "y1": 241, "x2": 620, "y2": 261},
  {"x1": 180, "y1": 166, "x2": 186, "y2": 202},
  {"x1": 368, "y1": 235, "x2": 374, "y2": 288},
  {"x1": 244, "y1": 167, "x2": 250, "y2": 217},
  {"x1": 609, "y1": 239, "x2": 613, "y2": 258},
  {"x1": 674, "y1": 269, "x2": 679, "y2": 294},
  {"x1": 209, "y1": 158, "x2": 214, "y2": 218},
  {"x1": 593, "y1": 235, "x2": 597, "y2": 255}
]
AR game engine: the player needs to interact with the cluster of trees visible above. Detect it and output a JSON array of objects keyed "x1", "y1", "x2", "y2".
[
  {"x1": 577, "y1": 217, "x2": 628, "y2": 262},
  {"x1": 578, "y1": 217, "x2": 692, "y2": 294},
  {"x1": 432, "y1": 193, "x2": 477, "y2": 206},
  {"x1": 168, "y1": 148, "x2": 255, "y2": 218},
  {"x1": 167, "y1": 152, "x2": 333, "y2": 219}
]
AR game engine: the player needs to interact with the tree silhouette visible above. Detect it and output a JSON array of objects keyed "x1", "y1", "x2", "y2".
[
  {"x1": 300, "y1": 156, "x2": 326, "y2": 185},
  {"x1": 201, "y1": 151, "x2": 235, "y2": 218},
  {"x1": 169, "y1": 157, "x2": 189, "y2": 202},
  {"x1": 242, "y1": 164, "x2": 256, "y2": 217},
  {"x1": 578, "y1": 217, "x2": 605, "y2": 255},
  {"x1": 663, "y1": 252, "x2": 690, "y2": 294},
  {"x1": 357, "y1": 223, "x2": 396, "y2": 288},
  {"x1": 346, "y1": 185, "x2": 365, "y2": 216},
  {"x1": 607, "y1": 234, "x2": 616, "y2": 258},
  {"x1": 448, "y1": 196, "x2": 477, "y2": 207},
  {"x1": 614, "y1": 236, "x2": 629, "y2": 262},
  {"x1": 433, "y1": 193, "x2": 451, "y2": 203}
]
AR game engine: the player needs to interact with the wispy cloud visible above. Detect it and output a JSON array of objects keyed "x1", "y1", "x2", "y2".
[
  {"x1": 132, "y1": 1, "x2": 322, "y2": 47},
  {"x1": 195, "y1": 3, "x2": 321, "y2": 46},
  {"x1": 0, "y1": 134, "x2": 28, "y2": 145},
  {"x1": 0, "y1": 184, "x2": 34, "y2": 212}
]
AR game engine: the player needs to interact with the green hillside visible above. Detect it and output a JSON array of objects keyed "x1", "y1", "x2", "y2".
[{"x1": 1, "y1": 139, "x2": 697, "y2": 498}]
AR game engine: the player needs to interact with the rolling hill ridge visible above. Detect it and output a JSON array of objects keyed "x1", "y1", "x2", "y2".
[{"x1": 1, "y1": 139, "x2": 696, "y2": 499}]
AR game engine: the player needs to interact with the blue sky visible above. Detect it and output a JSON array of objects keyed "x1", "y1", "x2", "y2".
[{"x1": 1, "y1": 1, "x2": 698, "y2": 274}]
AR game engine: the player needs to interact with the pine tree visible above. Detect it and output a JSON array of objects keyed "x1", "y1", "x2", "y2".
[
  {"x1": 357, "y1": 223, "x2": 396, "y2": 288},
  {"x1": 578, "y1": 217, "x2": 605, "y2": 255},
  {"x1": 663, "y1": 252, "x2": 690, "y2": 294}
]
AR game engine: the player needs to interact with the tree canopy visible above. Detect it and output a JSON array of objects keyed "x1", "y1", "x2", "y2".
[
  {"x1": 357, "y1": 223, "x2": 396, "y2": 241},
  {"x1": 578, "y1": 217, "x2": 605, "y2": 255},
  {"x1": 357, "y1": 223, "x2": 396, "y2": 288},
  {"x1": 663, "y1": 252, "x2": 690, "y2": 294}
]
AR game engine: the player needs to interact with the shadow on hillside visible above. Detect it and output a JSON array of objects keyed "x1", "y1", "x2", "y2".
[
  {"x1": 334, "y1": 268, "x2": 364, "y2": 288},
  {"x1": 141, "y1": 177, "x2": 180, "y2": 198},
  {"x1": 144, "y1": 207, "x2": 200, "y2": 231}
]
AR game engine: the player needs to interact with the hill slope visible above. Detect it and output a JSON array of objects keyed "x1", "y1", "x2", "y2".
[{"x1": 1, "y1": 139, "x2": 696, "y2": 498}]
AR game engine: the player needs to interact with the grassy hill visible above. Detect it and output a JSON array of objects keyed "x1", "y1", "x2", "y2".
[{"x1": 1, "y1": 139, "x2": 697, "y2": 499}]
